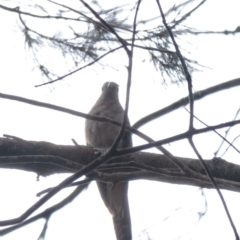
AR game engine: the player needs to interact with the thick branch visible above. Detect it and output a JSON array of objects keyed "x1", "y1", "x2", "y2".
[{"x1": 1, "y1": 137, "x2": 240, "y2": 192}]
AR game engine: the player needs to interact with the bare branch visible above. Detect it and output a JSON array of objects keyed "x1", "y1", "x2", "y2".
[
  {"x1": 189, "y1": 138, "x2": 239, "y2": 239},
  {"x1": 35, "y1": 46, "x2": 122, "y2": 87},
  {"x1": 156, "y1": 0, "x2": 194, "y2": 129},
  {"x1": 79, "y1": 0, "x2": 130, "y2": 56},
  {"x1": 184, "y1": 108, "x2": 240, "y2": 156},
  {"x1": 133, "y1": 78, "x2": 240, "y2": 129},
  {"x1": 0, "y1": 4, "x2": 80, "y2": 21},
  {"x1": 0, "y1": 184, "x2": 88, "y2": 236},
  {"x1": 214, "y1": 107, "x2": 240, "y2": 156}
]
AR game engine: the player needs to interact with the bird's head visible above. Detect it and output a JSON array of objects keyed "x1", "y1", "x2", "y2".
[{"x1": 102, "y1": 82, "x2": 119, "y2": 93}]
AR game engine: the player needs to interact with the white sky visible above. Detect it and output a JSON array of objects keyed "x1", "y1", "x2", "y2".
[{"x1": 0, "y1": 0, "x2": 240, "y2": 239}]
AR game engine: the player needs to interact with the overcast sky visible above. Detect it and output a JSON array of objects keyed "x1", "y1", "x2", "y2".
[{"x1": 0, "y1": 0, "x2": 240, "y2": 239}]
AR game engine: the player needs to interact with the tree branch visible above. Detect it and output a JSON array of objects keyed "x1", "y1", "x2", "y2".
[
  {"x1": 0, "y1": 138, "x2": 240, "y2": 192},
  {"x1": 133, "y1": 78, "x2": 240, "y2": 129}
]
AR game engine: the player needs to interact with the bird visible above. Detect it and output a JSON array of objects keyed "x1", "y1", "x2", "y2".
[{"x1": 85, "y1": 82, "x2": 132, "y2": 240}]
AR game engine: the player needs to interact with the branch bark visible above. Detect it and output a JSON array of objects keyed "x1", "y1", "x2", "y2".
[{"x1": 1, "y1": 137, "x2": 240, "y2": 192}]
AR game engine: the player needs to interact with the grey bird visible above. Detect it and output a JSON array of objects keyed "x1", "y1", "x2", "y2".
[{"x1": 85, "y1": 82, "x2": 132, "y2": 240}]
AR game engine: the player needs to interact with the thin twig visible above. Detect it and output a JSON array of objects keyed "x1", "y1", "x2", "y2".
[
  {"x1": 117, "y1": 119, "x2": 240, "y2": 156},
  {"x1": 109, "y1": 0, "x2": 141, "y2": 152},
  {"x1": 220, "y1": 134, "x2": 240, "y2": 158},
  {"x1": 189, "y1": 139, "x2": 239, "y2": 240},
  {"x1": 47, "y1": 0, "x2": 108, "y2": 31},
  {"x1": 35, "y1": 46, "x2": 122, "y2": 87},
  {"x1": 0, "y1": 4, "x2": 80, "y2": 21},
  {"x1": 0, "y1": 184, "x2": 88, "y2": 236},
  {"x1": 171, "y1": 0, "x2": 207, "y2": 29},
  {"x1": 80, "y1": 0, "x2": 130, "y2": 56},
  {"x1": 184, "y1": 108, "x2": 240, "y2": 155},
  {"x1": 37, "y1": 177, "x2": 93, "y2": 197},
  {"x1": 37, "y1": 218, "x2": 48, "y2": 240},
  {"x1": 214, "y1": 107, "x2": 240, "y2": 156},
  {"x1": 156, "y1": 0, "x2": 194, "y2": 129}
]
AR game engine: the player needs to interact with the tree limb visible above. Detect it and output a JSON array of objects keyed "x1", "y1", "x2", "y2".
[{"x1": 1, "y1": 137, "x2": 240, "y2": 193}]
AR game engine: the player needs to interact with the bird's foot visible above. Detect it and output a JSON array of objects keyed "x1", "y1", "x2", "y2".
[{"x1": 93, "y1": 147, "x2": 108, "y2": 155}]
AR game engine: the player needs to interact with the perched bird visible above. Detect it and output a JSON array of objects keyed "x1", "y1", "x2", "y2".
[{"x1": 85, "y1": 82, "x2": 132, "y2": 240}]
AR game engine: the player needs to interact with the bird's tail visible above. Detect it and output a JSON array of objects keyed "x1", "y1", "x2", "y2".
[
  {"x1": 97, "y1": 181, "x2": 132, "y2": 240},
  {"x1": 113, "y1": 205, "x2": 132, "y2": 240}
]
